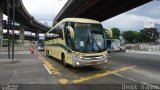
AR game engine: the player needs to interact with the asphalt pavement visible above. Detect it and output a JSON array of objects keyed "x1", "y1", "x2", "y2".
[
  {"x1": 0, "y1": 49, "x2": 160, "y2": 90},
  {"x1": 38, "y1": 51, "x2": 160, "y2": 90},
  {"x1": 109, "y1": 52, "x2": 160, "y2": 83}
]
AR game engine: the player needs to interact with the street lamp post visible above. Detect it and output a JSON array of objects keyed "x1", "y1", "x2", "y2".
[{"x1": 52, "y1": 0, "x2": 61, "y2": 26}]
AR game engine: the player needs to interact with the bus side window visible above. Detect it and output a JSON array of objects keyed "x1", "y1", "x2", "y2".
[
  {"x1": 45, "y1": 29, "x2": 57, "y2": 46},
  {"x1": 55, "y1": 26, "x2": 63, "y2": 40}
]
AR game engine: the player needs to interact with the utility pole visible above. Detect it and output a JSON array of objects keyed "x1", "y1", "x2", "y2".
[
  {"x1": 0, "y1": 3, "x2": 3, "y2": 52},
  {"x1": 7, "y1": 0, "x2": 11, "y2": 59},
  {"x1": 12, "y1": 0, "x2": 15, "y2": 60}
]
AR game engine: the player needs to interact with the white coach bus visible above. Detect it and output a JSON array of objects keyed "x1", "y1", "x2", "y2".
[{"x1": 45, "y1": 18, "x2": 112, "y2": 67}]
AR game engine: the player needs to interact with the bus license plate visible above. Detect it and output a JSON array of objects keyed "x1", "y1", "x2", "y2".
[{"x1": 90, "y1": 61, "x2": 97, "y2": 64}]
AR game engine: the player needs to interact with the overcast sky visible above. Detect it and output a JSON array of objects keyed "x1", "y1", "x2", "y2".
[
  {"x1": 22, "y1": 0, "x2": 160, "y2": 31},
  {"x1": 22, "y1": 0, "x2": 68, "y2": 26}
]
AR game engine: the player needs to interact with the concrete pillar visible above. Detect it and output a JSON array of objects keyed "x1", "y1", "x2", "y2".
[
  {"x1": 35, "y1": 32, "x2": 39, "y2": 46},
  {"x1": 19, "y1": 24, "x2": 25, "y2": 45},
  {"x1": 0, "y1": 5, "x2": 3, "y2": 48},
  {"x1": 35, "y1": 32, "x2": 39, "y2": 39}
]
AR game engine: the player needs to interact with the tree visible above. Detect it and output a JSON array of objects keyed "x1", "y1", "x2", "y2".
[
  {"x1": 139, "y1": 28, "x2": 159, "y2": 42},
  {"x1": 111, "y1": 28, "x2": 121, "y2": 39},
  {"x1": 133, "y1": 31, "x2": 140, "y2": 42},
  {"x1": 122, "y1": 31, "x2": 140, "y2": 43}
]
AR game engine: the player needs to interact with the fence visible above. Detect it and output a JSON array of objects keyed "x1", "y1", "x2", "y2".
[{"x1": 126, "y1": 43, "x2": 160, "y2": 51}]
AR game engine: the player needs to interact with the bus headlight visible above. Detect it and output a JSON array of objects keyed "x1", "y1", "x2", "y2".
[
  {"x1": 77, "y1": 56, "x2": 91, "y2": 60},
  {"x1": 78, "y1": 56, "x2": 83, "y2": 59},
  {"x1": 104, "y1": 54, "x2": 108, "y2": 58},
  {"x1": 73, "y1": 55, "x2": 83, "y2": 59},
  {"x1": 76, "y1": 62, "x2": 80, "y2": 65},
  {"x1": 72, "y1": 55, "x2": 82, "y2": 61}
]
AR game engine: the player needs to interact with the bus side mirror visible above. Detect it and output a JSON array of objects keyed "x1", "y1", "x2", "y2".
[
  {"x1": 66, "y1": 26, "x2": 74, "y2": 38},
  {"x1": 105, "y1": 29, "x2": 113, "y2": 38}
]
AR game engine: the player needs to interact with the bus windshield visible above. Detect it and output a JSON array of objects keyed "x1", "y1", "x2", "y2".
[
  {"x1": 38, "y1": 39, "x2": 44, "y2": 47},
  {"x1": 74, "y1": 23, "x2": 106, "y2": 53}
]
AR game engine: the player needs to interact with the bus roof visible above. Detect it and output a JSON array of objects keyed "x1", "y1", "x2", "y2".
[
  {"x1": 60, "y1": 18, "x2": 101, "y2": 24},
  {"x1": 47, "y1": 18, "x2": 101, "y2": 33}
]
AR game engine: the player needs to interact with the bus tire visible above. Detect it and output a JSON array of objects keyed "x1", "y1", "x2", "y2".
[
  {"x1": 46, "y1": 50, "x2": 49, "y2": 57},
  {"x1": 62, "y1": 54, "x2": 67, "y2": 67}
]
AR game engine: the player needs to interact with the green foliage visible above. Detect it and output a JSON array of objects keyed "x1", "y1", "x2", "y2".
[
  {"x1": 122, "y1": 31, "x2": 140, "y2": 43},
  {"x1": 104, "y1": 27, "x2": 159, "y2": 43},
  {"x1": 111, "y1": 28, "x2": 121, "y2": 39},
  {"x1": 122, "y1": 28, "x2": 159, "y2": 43},
  {"x1": 133, "y1": 31, "x2": 140, "y2": 42},
  {"x1": 139, "y1": 28, "x2": 159, "y2": 42}
]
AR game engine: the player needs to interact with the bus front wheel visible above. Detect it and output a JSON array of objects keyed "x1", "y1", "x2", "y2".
[
  {"x1": 62, "y1": 54, "x2": 67, "y2": 67},
  {"x1": 46, "y1": 50, "x2": 49, "y2": 57}
]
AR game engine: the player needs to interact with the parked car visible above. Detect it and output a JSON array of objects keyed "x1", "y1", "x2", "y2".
[{"x1": 119, "y1": 46, "x2": 126, "y2": 52}]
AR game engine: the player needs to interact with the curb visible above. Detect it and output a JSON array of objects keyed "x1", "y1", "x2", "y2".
[{"x1": 0, "y1": 60, "x2": 18, "y2": 65}]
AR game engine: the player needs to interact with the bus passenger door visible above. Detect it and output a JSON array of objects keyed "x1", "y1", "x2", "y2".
[
  {"x1": 64, "y1": 27, "x2": 72, "y2": 52},
  {"x1": 64, "y1": 26, "x2": 73, "y2": 65}
]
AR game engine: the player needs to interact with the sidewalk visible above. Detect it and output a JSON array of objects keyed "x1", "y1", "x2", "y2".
[
  {"x1": 0, "y1": 59, "x2": 18, "y2": 65},
  {"x1": 126, "y1": 49, "x2": 160, "y2": 55},
  {"x1": 0, "y1": 51, "x2": 28, "y2": 65},
  {"x1": 0, "y1": 45, "x2": 34, "y2": 61},
  {"x1": 0, "y1": 45, "x2": 30, "y2": 52},
  {"x1": 0, "y1": 50, "x2": 60, "y2": 85}
]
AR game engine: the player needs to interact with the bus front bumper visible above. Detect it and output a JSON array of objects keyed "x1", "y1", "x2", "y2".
[{"x1": 72, "y1": 56, "x2": 108, "y2": 67}]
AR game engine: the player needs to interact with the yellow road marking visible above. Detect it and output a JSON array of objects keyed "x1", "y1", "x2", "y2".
[
  {"x1": 72, "y1": 66, "x2": 136, "y2": 84},
  {"x1": 59, "y1": 79, "x2": 69, "y2": 84},
  {"x1": 42, "y1": 60, "x2": 61, "y2": 76},
  {"x1": 41, "y1": 56, "x2": 136, "y2": 84}
]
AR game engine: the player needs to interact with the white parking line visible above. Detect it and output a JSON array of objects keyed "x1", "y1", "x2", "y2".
[
  {"x1": 114, "y1": 73, "x2": 160, "y2": 89},
  {"x1": 43, "y1": 64, "x2": 52, "y2": 75},
  {"x1": 114, "y1": 73, "x2": 138, "y2": 82}
]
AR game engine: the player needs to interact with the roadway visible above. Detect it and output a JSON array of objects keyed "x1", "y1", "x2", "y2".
[
  {"x1": 0, "y1": 49, "x2": 160, "y2": 90},
  {"x1": 40, "y1": 51, "x2": 160, "y2": 89}
]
